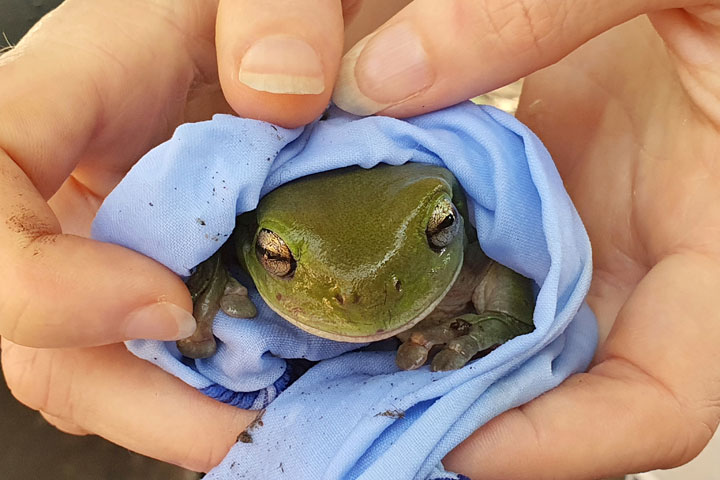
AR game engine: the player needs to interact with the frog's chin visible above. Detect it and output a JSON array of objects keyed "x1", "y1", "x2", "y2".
[{"x1": 259, "y1": 260, "x2": 463, "y2": 343}]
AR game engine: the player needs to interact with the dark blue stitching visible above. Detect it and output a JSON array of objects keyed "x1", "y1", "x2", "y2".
[{"x1": 199, "y1": 360, "x2": 309, "y2": 409}]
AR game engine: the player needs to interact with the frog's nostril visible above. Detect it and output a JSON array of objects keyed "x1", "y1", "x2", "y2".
[
  {"x1": 334, "y1": 293, "x2": 345, "y2": 305},
  {"x1": 333, "y1": 291, "x2": 361, "y2": 305},
  {"x1": 394, "y1": 278, "x2": 403, "y2": 293}
]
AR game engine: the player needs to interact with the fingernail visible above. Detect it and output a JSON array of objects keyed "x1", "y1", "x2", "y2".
[
  {"x1": 238, "y1": 35, "x2": 325, "y2": 95},
  {"x1": 333, "y1": 22, "x2": 434, "y2": 115},
  {"x1": 124, "y1": 303, "x2": 197, "y2": 341}
]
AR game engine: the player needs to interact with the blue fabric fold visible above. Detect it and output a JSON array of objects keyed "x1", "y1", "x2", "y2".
[{"x1": 92, "y1": 102, "x2": 597, "y2": 479}]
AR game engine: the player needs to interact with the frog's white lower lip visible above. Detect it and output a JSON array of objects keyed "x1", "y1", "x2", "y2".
[{"x1": 257, "y1": 258, "x2": 463, "y2": 343}]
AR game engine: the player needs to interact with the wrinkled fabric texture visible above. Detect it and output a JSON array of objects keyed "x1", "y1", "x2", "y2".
[{"x1": 92, "y1": 103, "x2": 597, "y2": 480}]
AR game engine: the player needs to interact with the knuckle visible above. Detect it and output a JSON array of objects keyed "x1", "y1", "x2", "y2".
[
  {"x1": 2, "y1": 344, "x2": 73, "y2": 419},
  {"x1": 0, "y1": 248, "x2": 67, "y2": 347},
  {"x1": 0, "y1": 259, "x2": 36, "y2": 344},
  {"x1": 2, "y1": 343, "x2": 49, "y2": 411},
  {"x1": 453, "y1": 0, "x2": 559, "y2": 58},
  {"x1": 0, "y1": 297, "x2": 30, "y2": 345},
  {"x1": 673, "y1": 398, "x2": 720, "y2": 466},
  {"x1": 661, "y1": 416, "x2": 715, "y2": 469}
]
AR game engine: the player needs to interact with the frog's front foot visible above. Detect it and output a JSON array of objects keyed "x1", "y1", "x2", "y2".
[
  {"x1": 395, "y1": 320, "x2": 470, "y2": 370},
  {"x1": 220, "y1": 276, "x2": 258, "y2": 318},
  {"x1": 176, "y1": 327, "x2": 217, "y2": 359},
  {"x1": 396, "y1": 313, "x2": 533, "y2": 371},
  {"x1": 176, "y1": 251, "x2": 257, "y2": 359}
]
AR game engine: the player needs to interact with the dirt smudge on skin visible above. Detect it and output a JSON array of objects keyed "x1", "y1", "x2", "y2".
[{"x1": 5, "y1": 204, "x2": 56, "y2": 243}]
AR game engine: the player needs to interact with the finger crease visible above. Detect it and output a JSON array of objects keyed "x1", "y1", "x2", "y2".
[{"x1": 598, "y1": 354, "x2": 689, "y2": 411}]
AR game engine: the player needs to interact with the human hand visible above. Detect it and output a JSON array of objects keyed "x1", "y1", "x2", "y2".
[
  {"x1": 5, "y1": 0, "x2": 719, "y2": 478},
  {"x1": 450, "y1": 13, "x2": 720, "y2": 480},
  {"x1": 334, "y1": 4, "x2": 720, "y2": 479},
  {"x1": 0, "y1": 0, "x2": 353, "y2": 471}
]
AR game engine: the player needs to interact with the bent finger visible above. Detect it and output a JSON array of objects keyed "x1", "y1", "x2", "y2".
[
  {"x1": 216, "y1": 0, "x2": 345, "y2": 127},
  {"x1": 0, "y1": 0, "x2": 235, "y2": 348},
  {"x1": 0, "y1": 151, "x2": 195, "y2": 347},
  {"x1": 333, "y1": 0, "x2": 686, "y2": 116},
  {"x1": 0, "y1": 0, "x2": 220, "y2": 199},
  {"x1": 1, "y1": 339, "x2": 255, "y2": 472}
]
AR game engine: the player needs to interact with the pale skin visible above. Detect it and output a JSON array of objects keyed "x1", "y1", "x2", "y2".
[{"x1": 0, "y1": 1, "x2": 719, "y2": 479}]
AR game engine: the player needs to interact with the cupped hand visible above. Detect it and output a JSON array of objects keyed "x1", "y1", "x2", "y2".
[
  {"x1": 420, "y1": 7, "x2": 718, "y2": 480},
  {"x1": 0, "y1": 0, "x2": 347, "y2": 471},
  {"x1": 337, "y1": 1, "x2": 720, "y2": 479}
]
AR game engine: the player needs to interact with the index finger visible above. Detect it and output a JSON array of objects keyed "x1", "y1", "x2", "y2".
[
  {"x1": 332, "y1": 0, "x2": 681, "y2": 117},
  {"x1": 0, "y1": 0, "x2": 215, "y2": 347}
]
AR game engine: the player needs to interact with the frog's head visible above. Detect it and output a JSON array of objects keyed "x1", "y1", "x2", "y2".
[{"x1": 239, "y1": 163, "x2": 469, "y2": 342}]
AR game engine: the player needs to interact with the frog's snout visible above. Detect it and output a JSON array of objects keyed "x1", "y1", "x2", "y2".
[
  {"x1": 332, "y1": 290, "x2": 361, "y2": 306},
  {"x1": 328, "y1": 276, "x2": 405, "y2": 310}
]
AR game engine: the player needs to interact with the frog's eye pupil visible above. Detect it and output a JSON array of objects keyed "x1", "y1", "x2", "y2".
[
  {"x1": 436, "y1": 213, "x2": 455, "y2": 230},
  {"x1": 256, "y1": 229, "x2": 296, "y2": 277},
  {"x1": 426, "y1": 198, "x2": 460, "y2": 251}
]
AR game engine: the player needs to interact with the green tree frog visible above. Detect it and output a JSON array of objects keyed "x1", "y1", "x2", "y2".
[{"x1": 177, "y1": 163, "x2": 535, "y2": 371}]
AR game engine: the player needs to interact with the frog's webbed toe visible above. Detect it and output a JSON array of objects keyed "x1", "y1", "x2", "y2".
[
  {"x1": 176, "y1": 250, "x2": 257, "y2": 359},
  {"x1": 430, "y1": 333, "x2": 479, "y2": 372},
  {"x1": 219, "y1": 276, "x2": 258, "y2": 318},
  {"x1": 395, "y1": 322, "x2": 468, "y2": 370},
  {"x1": 397, "y1": 312, "x2": 534, "y2": 371},
  {"x1": 428, "y1": 313, "x2": 533, "y2": 371},
  {"x1": 425, "y1": 260, "x2": 536, "y2": 371},
  {"x1": 430, "y1": 349, "x2": 471, "y2": 372}
]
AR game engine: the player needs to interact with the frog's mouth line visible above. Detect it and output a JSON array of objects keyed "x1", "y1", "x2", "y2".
[{"x1": 257, "y1": 258, "x2": 464, "y2": 343}]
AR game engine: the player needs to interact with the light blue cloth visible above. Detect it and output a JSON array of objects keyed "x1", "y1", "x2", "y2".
[{"x1": 92, "y1": 103, "x2": 597, "y2": 479}]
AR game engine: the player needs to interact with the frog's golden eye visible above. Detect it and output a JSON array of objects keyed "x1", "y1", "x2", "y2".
[
  {"x1": 256, "y1": 229, "x2": 296, "y2": 277},
  {"x1": 426, "y1": 198, "x2": 460, "y2": 251}
]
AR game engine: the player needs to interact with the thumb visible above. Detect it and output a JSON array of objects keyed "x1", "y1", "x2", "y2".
[
  {"x1": 215, "y1": 0, "x2": 345, "y2": 128},
  {"x1": 333, "y1": 0, "x2": 680, "y2": 116}
]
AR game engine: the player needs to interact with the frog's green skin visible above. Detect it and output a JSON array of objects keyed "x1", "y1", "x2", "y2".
[{"x1": 177, "y1": 164, "x2": 535, "y2": 371}]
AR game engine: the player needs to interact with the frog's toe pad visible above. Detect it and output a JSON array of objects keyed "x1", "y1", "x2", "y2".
[
  {"x1": 396, "y1": 342, "x2": 429, "y2": 370},
  {"x1": 220, "y1": 277, "x2": 258, "y2": 318},
  {"x1": 431, "y1": 335, "x2": 482, "y2": 371},
  {"x1": 220, "y1": 294, "x2": 257, "y2": 318},
  {"x1": 176, "y1": 336, "x2": 217, "y2": 359},
  {"x1": 430, "y1": 348, "x2": 471, "y2": 371}
]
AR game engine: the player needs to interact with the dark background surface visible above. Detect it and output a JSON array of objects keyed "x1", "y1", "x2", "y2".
[
  {"x1": 0, "y1": 0, "x2": 63, "y2": 45},
  {"x1": 0, "y1": 2, "x2": 200, "y2": 478},
  {"x1": 0, "y1": 375, "x2": 200, "y2": 480}
]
